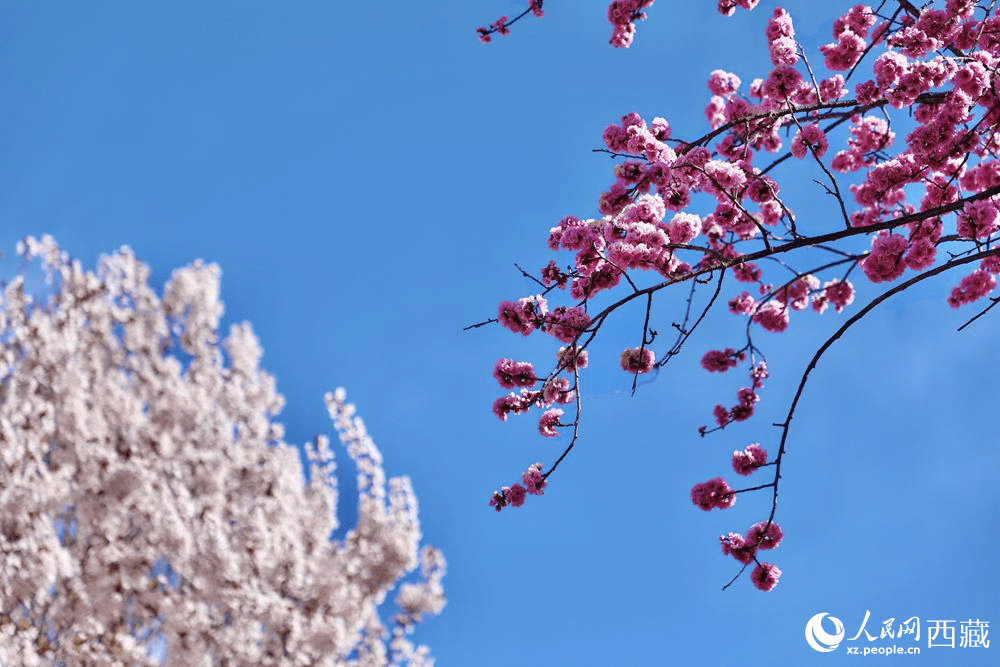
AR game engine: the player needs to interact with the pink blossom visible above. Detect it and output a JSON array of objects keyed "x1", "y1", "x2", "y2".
[
  {"x1": 498, "y1": 295, "x2": 548, "y2": 335},
  {"x1": 690, "y1": 477, "x2": 736, "y2": 511},
  {"x1": 708, "y1": 69, "x2": 742, "y2": 97},
  {"x1": 705, "y1": 96, "x2": 727, "y2": 129},
  {"x1": 761, "y1": 65, "x2": 802, "y2": 100},
  {"x1": 954, "y1": 60, "x2": 990, "y2": 97},
  {"x1": 814, "y1": 279, "x2": 855, "y2": 313},
  {"x1": 729, "y1": 291, "x2": 757, "y2": 315},
  {"x1": 490, "y1": 490, "x2": 506, "y2": 510},
  {"x1": 507, "y1": 483, "x2": 527, "y2": 507},
  {"x1": 733, "y1": 261, "x2": 762, "y2": 283},
  {"x1": 905, "y1": 240, "x2": 937, "y2": 270},
  {"x1": 651, "y1": 116, "x2": 671, "y2": 140},
  {"x1": 957, "y1": 199, "x2": 1000, "y2": 240},
  {"x1": 667, "y1": 212, "x2": 701, "y2": 244},
  {"x1": 701, "y1": 348, "x2": 740, "y2": 372},
  {"x1": 731, "y1": 387, "x2": 759, "y2": 421},
  {"x1": 819, "y1": 74, "x2": 846, "y2": 101},
  {"x1": 872, "y1": 51, "x2": 910, "y2": 88},
  {"x1": 746, "y1": 175, "x2": 779, "y2": 203},
  {"x1": 820, "y1": 8, "x2": 873, "y2": 72},
  {"x1": 854, "y1": 79, "x2": 881, "y2": 104},
  {"x1": 544, "y1": 305, "x2": 591, "y2": 343},
  {"x1": 717, "y1": 0, "x2": 759, "y2": 16},
  {"x1": 948, "y1": 269, "x2": 997, "y2": 307},
  {"x1": 541, "y1": 376, "x2": 575, "y2": 405},
  {"x1": 752, "y1": 300, "x2": 789, "y2": 332},
  {"x1": 769, "y1": 36, "x2": 798, "y2": 66},
  {"x1": 751, "y1": 562, "x2": 782, "y2": 591},
  {"x1": 775, "y1": 274, "x2": 819, "y2": 310},
  {"x1": 523, "y1": 462, "x2": 547, "y2": 495},
  {"x1": 982, "y1": 255, "x2": 1000, "y2": 274},
  {"x1": 557, "y1": 345, "x2": 589, "y2": 370},
  {"x1": 620, "y1": 346, "x2": 655, "y2": 373},
  {"x1": 732, "y1": 443, "x2": 768, "y2": 475},
  {"x1": 492, "y1": 16, "x2": 510, "y2": 36},
  {"x1": 599, "y1": 181, "x2": 633, "y2": 215},
  {"x1": 607, "y1": 0, "x2": 655, "y2": 48},
  {"x1": 570, "y1": 263, "x2": 621, "y2": 299},
  {"x1": 790, "y1": 124, "x2": 828, "y2": 159},
  {"x1": 713, "y1": 404, "x2": 730, "y2": 427},
  {"x1": 540, "y1": 260, "x2": 568, "y2": 288},
  {"x1": 747, "y1": 520, "x2": 784, "y2": 550},
  {"x1": 836, "y1": 4, "x2": 877, "y2": 36},
  {"x1": 493, "y1": 358, "x2": 536, "y2": 389},
  {"x1": 492, "y1": 389, "x2": 539, "y2": 421},
  {"x1": 720, "y1": 533, "x2": 756, "y2": 564},
  {"x1": 861, "y1": 233, "x2": 909, "y2": 283},
  {"x1": 538, "y1": 409, "x2": 564, "y2": 437},
  {"x1": 704, "y1": 160, "x2": 747, "y2": 193}
]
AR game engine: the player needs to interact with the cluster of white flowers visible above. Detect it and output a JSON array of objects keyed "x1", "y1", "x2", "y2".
[{"x1": 0, "y1": 236, "x2": 444, "y2": 666}]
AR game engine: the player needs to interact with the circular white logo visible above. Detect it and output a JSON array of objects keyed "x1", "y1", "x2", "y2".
[{"x1": 805, "y1": 613, "x2": 845, "y2": 652}]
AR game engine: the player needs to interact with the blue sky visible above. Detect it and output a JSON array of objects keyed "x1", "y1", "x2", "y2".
[{"x1": 1, "y1": 1, "x2": 996, "y2": 664}]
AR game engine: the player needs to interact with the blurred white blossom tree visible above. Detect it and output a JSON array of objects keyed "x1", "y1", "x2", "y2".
[{"x1": 0, "y1": 236, "x2": 444, "y2": 666}]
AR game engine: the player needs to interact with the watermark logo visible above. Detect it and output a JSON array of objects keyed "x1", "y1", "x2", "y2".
[
  {"x1": 804, "y1": 611, "x2": 989, "y2": 654},
  {"x1": 805, "y1": 613, "x2": 845, "y2": 652}
]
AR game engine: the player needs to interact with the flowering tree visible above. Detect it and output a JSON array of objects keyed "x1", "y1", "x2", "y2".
[
  {"x1": 475, "y1": 0, "x2": 1000, "y2": 591},
  {"x1": 0, "y1": 236, "x2": 444, "y2": 665}
]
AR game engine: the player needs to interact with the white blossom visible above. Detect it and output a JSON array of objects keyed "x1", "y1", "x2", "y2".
[{"x1": 0, "y1": 237, "x2": 444, "y2": 665}]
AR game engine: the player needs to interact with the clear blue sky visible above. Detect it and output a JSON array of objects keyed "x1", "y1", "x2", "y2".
[{"x1": 1, "y1": 1, "x2": 996, "y2": 664}]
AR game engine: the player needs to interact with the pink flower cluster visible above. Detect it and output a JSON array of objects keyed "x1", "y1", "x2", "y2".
[
  {"x1": 544, "y1": 306, "x2": 592, "y2": 343},
  {"x1": 790, "y1": 124, "x2": 828, "y2": 160},
  {"x1": 540, "y1": 260, "x2": 568, "y2": 288},
  {"x1": 948, "y1": 269, "x2": 996, "y2": 307},
  {"x1": 766, "y1": 8, "x2": 798, "y2": 66},
  {"x1": 860, "y1": 223, "x2": 947, "y2": 285},
  {"x1": 720, "y1": 520, "x2": 783, "y2": 564},
  {"x1": 690, "y1": 477, "x2": 736, "y2": 511},
  {"x1": 752, "y1": 300, "x2": 789, "y2": 333},
  {"x1": 732, "y1": 443, "x2": 768, "y2": 475},
  {"x1": 477, "y1": 16, "x2": 509, "y2": 42},
  {"x1": 538, "y1": 408, "x2": 564, "y2": 437},
  {"x1": 775, "y1": 274, "x2": 820, "y2": 312},
  {"x1": 957, "y1": 199, "x2": 1000, "y2": 240},
  {"x1": 716, "y1": 0, "x2": 758, "y2": 17},
  {"x1": 701, "y1": 348, "x2": 743, "y2": 373},
  {"x1": 819, "y1": 4, "x2": 878, "y2": 71},
  {"x1": 812, "y1": 279, "x2": 856, "y2": 314},
  {"x1": 477, "y1": 1, "x2": 543, "y2": 43},
  {"x1": 498, "y1": 295, "x2": 592, "y2": 345},
  {"x1": 498, "y1": 294, "x2": 547, "y2": 335},
  {"x1": 751, "y1": 562, "x2": 783, "y2": 592},
  {"x1": 489, "y1": 462, "x2": 548, "y2": 512},
  {"x1": 607, "y1": 0, "x2": 655, "y2": 48},
  {"x1": 703, "y1": 362, "x2": 767, "y2": 432},
  {"x1": 708, "y1": 70, "x2": 742, "y2": 97},
  {"x1": 482, "y1": 0, "x2": 1000, "y2": 594},
  {"x1": 831, "y1": 115, "x2": 896, "y2": 173},
  {"x1": 490, "y1": 484, "x2": 526, "y2": 511},
  {"x1": 493, "y1": 358, "x2": 536, "y2": 388},
  {"x1": 620, "y1": 346, "x2": 655, "y2": 373},
  {"x1": 860, "y1": 233, "x2": 908, "y2": 283},
  {"x1": 889, "y1": 2, "x2": 972, "y2": 58},
  {"x1": 492, "y1": 375, "x2": 575, "y2": 422},
  {"x1": 557, "y1": 345, "x2": 589, "y2": 371}
]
